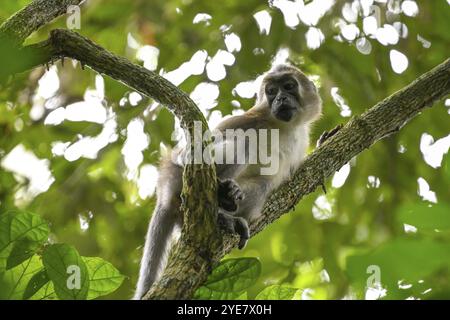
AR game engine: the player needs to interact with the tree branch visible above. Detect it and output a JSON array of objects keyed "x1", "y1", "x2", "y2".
[
  {"x1": 0, "y1": 0, "x2": 85, "y2": 46},
  {"x1": 256, "y1": 58, "x2": 450, "y2": 235}
]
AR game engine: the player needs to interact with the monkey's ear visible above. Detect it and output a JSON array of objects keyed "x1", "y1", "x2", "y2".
[
  {"x1": 256, "y1": 87, "x2": 266, "y2": 105},
  {"x1": 301, "y1": 77, "x2": 317, "y2": 93},
  {"x1": 254, "y1": 74, "x2": 267, "y2": 104}
]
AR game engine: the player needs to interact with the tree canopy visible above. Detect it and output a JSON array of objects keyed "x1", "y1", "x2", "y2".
[{"x1": 0, "y1": 0, "x2": 449, "y2": 300}]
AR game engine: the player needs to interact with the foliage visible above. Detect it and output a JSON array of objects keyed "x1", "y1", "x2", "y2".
[
  {"x1": 0, "y1": 0, "x2": 449, "y2": 299},
  {"x1": 0, "y1": 210, "x2": 125, "y2": 299},
  {"x1": 194, "y1": 258, "x2": 261, "y2": 299}
]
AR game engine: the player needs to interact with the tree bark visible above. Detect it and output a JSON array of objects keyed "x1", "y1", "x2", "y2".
[
  {"x1": 1, "y1": 0, "x2": 449, "y2": 300},
  {"x1": 0, "y1": 0, "x2": 85, "y2": 46}
]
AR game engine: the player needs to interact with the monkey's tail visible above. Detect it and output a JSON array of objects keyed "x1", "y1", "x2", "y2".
[{"x1": 133, "y1": 205, "x2": 178, "y2": 300}]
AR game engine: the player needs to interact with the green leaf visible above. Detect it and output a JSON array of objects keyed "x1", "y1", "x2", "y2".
[
  {"x1": 0, "y1": 211, "x2": 49, "y2": 272},
  {"x1": 256, "y1": 285, "x2": 300, "y2": 300},
  {"x1": 397, "y1": 203, "x2": 450, "y2": 230},
  {"x1": 236, "y1": 291, "x2": 248, "y2": 300},
  {"x1": 42, "y1": 244, "x2": 89, "y2": 300},
  {"x1": 0, "y1": 255, "x2": 43, "y2": 299},
  {"x1": 193, "y1": 286, "x2": 245, "y2": 300},
  {"x1": 83, "y1": 257, "x2": 125, "y2": 299},
  {"x1": 204, "y1": 258, "x2": 261, "y2": 292},
  {"x1": 194, "y1": 258, "x2": 261, "y2": 299},
  {"x1": 29, "y1": 281, "x2": 57, "y2": 300},
  {"x1": 23, "y1": 269, "x2": 50, "y2": 300},
  {"x1": 7, "y1": 238, "x2": 42, "y2": 270}
]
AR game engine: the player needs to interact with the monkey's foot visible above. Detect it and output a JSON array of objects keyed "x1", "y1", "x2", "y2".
[
  {"x1": 218, "y1": 179, "x2": 244, "y2": 212},
  {"x1": 218, "y1": 212, "x2": 250, "y2": 249},
  {"x1": 317, "y1": 124, "x2": 343, "y2": 147}
]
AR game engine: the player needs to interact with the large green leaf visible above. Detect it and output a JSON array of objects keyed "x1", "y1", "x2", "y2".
[
  {"x1": 256, "y1": 285, "x2": 300, "y2": 300},
  {"x1": 0, "y1": 255, "x2": 43, "y2": 299},
  {"x1": 0, "y1": 211, "x2": 49, "y2": 272},
  {"x1": 194, "y1": 258, "x2": 261, "y2": 299},
  {"x1": 83, "y1": 257, "x2": 125, "y2": 299},
  {"x1": 204, "y1": 258, "x2": 261, "y2": 292},
  {"x1": 42, "y1": 244, "x2": 89, "y2": 300},
  {"x1": 398, "y1": 202, "x2": 450, "y2": 231}
]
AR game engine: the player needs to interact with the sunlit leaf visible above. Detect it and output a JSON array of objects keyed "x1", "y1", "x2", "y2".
[
  {"x1": 0, "y1": 211, "x2": 49, "y2": 272},
  {"x1": 193, "y1": 287, "x2": 245, "y2": 300},
  {"x1": 23, "y1": 269, "x2": 50, "y2": 300},
  {"x1": 28, "y1": 281, "x2": 57, "y2": 300},
  {"x1": 42, "y1": 244, "x2": 89, "y2": 300},
  {"x1": 83, "y1": 256, "x2": 125, "y2": 299},
  {"x1": 204, "y1": 258, "x2": 261, "y2": 292},
  {"x1": 194, "y1": 258, "x2": 261, "y2": 299},
  {"x1": 0, "y1": 255, "x2": 43, "y2": 299},
  {"x1": 256, "y1": 285, "x2": 300, "y2": 300},
  {"x1": 7, "y1": 238, "x2": 42, "y2": 270}
]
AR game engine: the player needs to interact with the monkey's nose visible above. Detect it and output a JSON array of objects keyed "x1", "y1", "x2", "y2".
[{"x1": 276, "y1": 96, "x2": 287, "y2": 103}]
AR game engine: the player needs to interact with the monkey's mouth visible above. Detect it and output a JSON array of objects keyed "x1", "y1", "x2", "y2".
[{"x1": 274, "y1": 106, "x2": 295, "y2": 121}]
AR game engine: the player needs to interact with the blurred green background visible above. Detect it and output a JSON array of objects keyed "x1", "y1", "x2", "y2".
[{"x1": 0, "y1": 0, "x2": 449, "y2": 299}]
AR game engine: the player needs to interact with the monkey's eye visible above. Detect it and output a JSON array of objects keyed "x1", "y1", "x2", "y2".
[
  {"x1": 284, "y1": 82, "x2": 296, "y2": 90},
  {"x1": 266, "y1": 86, "x2": 277, "y2": 96}
]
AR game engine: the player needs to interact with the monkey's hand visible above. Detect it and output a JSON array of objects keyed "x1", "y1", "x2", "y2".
[
  {"x1": 317, "y1": 124, "x2": 343, "y2": 147},
  {"x1": 218, "y1": 212, "x2": 250, "y2": 249},
  {"x1": 218, "y1": 179, "x2": 244, "y2": 212}
]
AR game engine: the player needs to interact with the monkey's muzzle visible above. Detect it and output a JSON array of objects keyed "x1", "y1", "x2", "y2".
[{"x1": 273, "y1": 104, "x2": 296, "y2": 122}]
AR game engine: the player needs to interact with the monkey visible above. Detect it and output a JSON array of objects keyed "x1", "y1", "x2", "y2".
[{"x1": 133, "y1": 64, "x2": 322, "y2": 300}]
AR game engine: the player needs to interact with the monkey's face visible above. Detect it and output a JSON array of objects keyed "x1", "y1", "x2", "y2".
[
  {"x1": 265, "y1": 75, "x2": 302, "y2": 122},
  {"x1": 258, "y1": 66, "x2": 322, "y2": 124}
]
